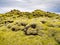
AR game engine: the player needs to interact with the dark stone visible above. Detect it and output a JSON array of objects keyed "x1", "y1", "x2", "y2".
[
  {"x1": 12, "y1": 28, "x2": 15, "y2": 31},
  {"x1": 21, "y1": 23, "x2": 27, "y2": 26},
  {"x1": 31, "y1": 24, "x2": 36, "y2": 29},
  {"x1": 7, "y1": 21, "x2": 13, "y2": 23},
  {"x1": 41, "y1": 21, "x2": 46, "y2": 24}
]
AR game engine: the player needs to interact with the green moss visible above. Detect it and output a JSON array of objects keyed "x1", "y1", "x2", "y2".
[{"x1": 0, "y1": 9, "x2": 60, "y2": 45}]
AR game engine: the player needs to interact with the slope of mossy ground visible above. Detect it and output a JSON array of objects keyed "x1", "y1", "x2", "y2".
[{"x1": 0, "y1": 9, "x2": 60, "y2": 45}]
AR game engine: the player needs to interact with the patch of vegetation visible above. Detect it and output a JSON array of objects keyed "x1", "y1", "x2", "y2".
[{"x1": 0, "y1": 9, "x2": 60, "y2": 45}]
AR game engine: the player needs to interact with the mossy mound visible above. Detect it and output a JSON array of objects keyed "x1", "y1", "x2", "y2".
[{"x1": 0, "y1": 9, "x2": 60, "y2": 45}]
